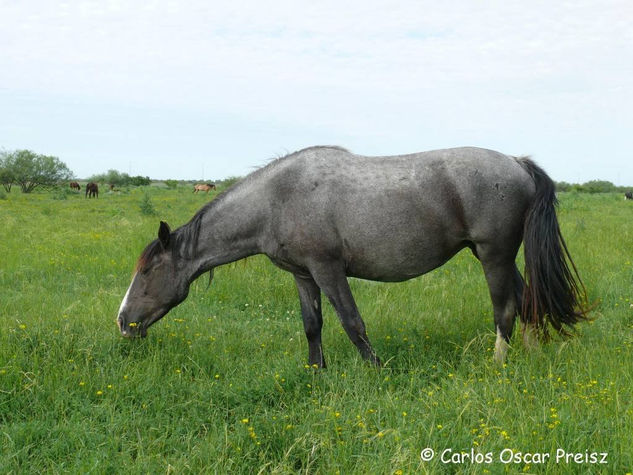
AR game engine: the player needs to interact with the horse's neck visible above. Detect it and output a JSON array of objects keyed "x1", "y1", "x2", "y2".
[{"x1": 191, "y1": 184, "x2": 266, "y2": 274}]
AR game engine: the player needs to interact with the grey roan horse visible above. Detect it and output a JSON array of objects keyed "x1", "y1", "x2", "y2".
[{"x1": 117, "y1": 146, "x2": 588, "y2": 366}]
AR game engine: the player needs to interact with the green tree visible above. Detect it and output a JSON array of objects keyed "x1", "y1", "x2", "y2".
[
  {"x1": 2, "y1": 150, "x2": 74, "y2": 193},
  {"x1": 88, "y1": 169, "x2": 131, "y2": 187},
  {"x1": 139, "y1": 192, "x2": 157, "y2": 215},
  {"x1": 88, "y1": 171, "x2": 150, "y2": 187},
  {"x1": 129, "y1": 175, "x2": 151, "y2": 186},
  {"x1": 0, "y1": 150, "x2": 15, "y2": 192},
  {"x1": 581, "y1": 180, "x2": 616, "y2": 194},
  {"x1": 105, "y1": 169, "x2": 130, "y2": 187},
  {"x1": 555, "y1": 181, "x2": 572, "y2": 192}
]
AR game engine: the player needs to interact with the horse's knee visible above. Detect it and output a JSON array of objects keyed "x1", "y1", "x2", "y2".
[
  {"x1": 341, "y1": 318, "x2": 367, "y2": 340},
  {"x1": 304, "y1": 321, "x2": 322, "y2": 342}
]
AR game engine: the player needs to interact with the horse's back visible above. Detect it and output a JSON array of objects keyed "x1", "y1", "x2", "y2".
[
  {"x1": 278, "y1": 146, "x2": 530, "y2": 188},
  {"x1": 275, "y1": 146, "x2": 534, "y2": 225}
]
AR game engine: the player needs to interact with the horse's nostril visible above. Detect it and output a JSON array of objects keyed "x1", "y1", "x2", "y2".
[{"x1": 117, "y1": 314, "x2": 129, "y2": 333}]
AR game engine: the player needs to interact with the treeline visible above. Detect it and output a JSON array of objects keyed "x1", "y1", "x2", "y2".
[
  {"x1": 158, "y1": 176, "x2": 241, "y2": 189},
  {"x1": 87, "y1": 171, "x2": 239, "y2": 188},
  {"x1": 88, "y1": 169, "x2": 151, "y2": 187},
  {"x1": 555, "y1": 180, "x2": 631, "y2": 193}
]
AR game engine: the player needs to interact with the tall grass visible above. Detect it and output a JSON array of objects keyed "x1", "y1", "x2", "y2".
[{"x1": 1, "y1": 189, "x2": 632, "y2": 473}]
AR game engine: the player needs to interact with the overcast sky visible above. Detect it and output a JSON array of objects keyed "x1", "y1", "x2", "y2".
[{"x1": 1, "y1": 1, "x2": 632, "y2": 184}]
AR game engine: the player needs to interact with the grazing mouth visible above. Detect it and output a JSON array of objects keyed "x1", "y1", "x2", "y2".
[
  {"x1": 117, "y1": 308, "x2": 168, "y2": 338},
  {"x1": 120, "y1": 323, "x2": 148, "y2": 338}
]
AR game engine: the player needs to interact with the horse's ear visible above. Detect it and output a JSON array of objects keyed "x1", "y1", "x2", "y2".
[{"x1": 158, "y1": 221, "x2": 171, "y2": 249}]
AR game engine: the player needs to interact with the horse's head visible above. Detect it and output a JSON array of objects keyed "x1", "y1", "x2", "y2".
[{"x1": 117, "y1": 221, "x2": 191, "y2": 337}]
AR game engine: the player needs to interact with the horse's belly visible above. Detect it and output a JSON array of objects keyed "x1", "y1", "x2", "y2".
[{"x1": 341, "y1": 231, "x2": 464, "y2": 282}]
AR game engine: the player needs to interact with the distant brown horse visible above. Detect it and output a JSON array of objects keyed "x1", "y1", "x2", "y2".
[
  {"x1": 193, "y1": 183, "x2": 216, "y2": 193},
  {"x1": 70, "y1": 182, "x2": 81, "y2": 191},
  {"x1": 86, "y1": 182, "x2": 98, "y2": 198}
]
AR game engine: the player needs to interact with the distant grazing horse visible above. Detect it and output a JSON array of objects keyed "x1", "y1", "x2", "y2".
[
  {"x1": 193, "y1": 183, "x2": 216, "y2": 193},
  {"x1": 69, "y1": 182, "x2": 81, "y2": 191},
  {"x1": 117, "y1": 146, "x2": 589, "y2": 367},
  {"x1": 625, "y1": 191, "x2": 632, "y2": 200},
  {"x1": 85, "y1": 182, "x2": 98, "y2": 198}
]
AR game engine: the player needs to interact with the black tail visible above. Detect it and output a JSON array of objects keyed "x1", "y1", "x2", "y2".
[{"x1": 517, "y1": 157, "x2": 589, "y2": 339}]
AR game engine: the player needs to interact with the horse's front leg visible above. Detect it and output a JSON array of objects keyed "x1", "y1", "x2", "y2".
[
  {"x1": 294, "y1": 274, "x2": 326, "y2": 368},
  {"x1": 308, "y1": 262, "x2": 381, "y2": 366}
]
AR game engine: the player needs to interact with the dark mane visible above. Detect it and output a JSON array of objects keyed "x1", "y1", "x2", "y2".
[
  {"x1": 135, "y1": 239, "x2": 163, "y2": 272},
  {"x1": 135, "y1": 212, "x2": 205, "y2": 272}
]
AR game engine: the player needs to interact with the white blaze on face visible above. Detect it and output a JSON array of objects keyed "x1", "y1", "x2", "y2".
[{"x1": 117, "y1": 273, "x2": 138, "y2": 328}]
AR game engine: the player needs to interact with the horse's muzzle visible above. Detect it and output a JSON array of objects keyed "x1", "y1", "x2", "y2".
[{"x1": 117, "y1": 314, "x2": 147, "y2": 338}]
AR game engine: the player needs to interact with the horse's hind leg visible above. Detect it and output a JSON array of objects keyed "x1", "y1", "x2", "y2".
[
  {"x1": 478, "y1": 250, "x2": 522, "y2": 363},
  {"x1": 294, "y1": 274, "x2": 326, "y2": 368},
  {"x1": 308, "y1": 263, "x2": 381, "y2": 366}
]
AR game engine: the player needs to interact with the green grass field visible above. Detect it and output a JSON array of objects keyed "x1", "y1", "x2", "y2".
[{"x1": 1, "y1": 186, "x2": 632, "y2": 473}]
